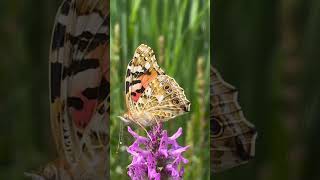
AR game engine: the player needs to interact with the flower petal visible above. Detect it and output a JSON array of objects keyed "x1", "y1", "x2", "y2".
[
  {"x1": 169, "y1": 127, "x2": 182, "y2": 140},
  {"x1": 127, "y1": 124, "x2": 189, "y2": 180}
]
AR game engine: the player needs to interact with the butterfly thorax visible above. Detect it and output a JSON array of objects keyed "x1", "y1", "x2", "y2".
[{"x1": 121, "y1": 111, "x2": 157, "y2": 127}]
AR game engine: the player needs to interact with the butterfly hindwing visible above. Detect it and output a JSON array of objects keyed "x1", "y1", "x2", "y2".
[
  {"x1": 210, "y1": 66, "x2": 257, "y2": 173},
  {"x1": 142, "y1": 74, "x2": 190, "y2": 122}
]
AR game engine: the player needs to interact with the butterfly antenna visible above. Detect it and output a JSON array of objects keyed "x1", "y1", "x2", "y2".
[{"x1": 116, "y1": 121, "x2": 124, "y2": 154}]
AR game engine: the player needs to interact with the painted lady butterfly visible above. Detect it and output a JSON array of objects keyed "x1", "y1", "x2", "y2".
[
  {"x1": 25, "y1": 0, "x2": 109, "y2": 179},
  {"x1": 119, "y1": 44, "x2": 191, "y2": 128},
  {"x1": 211, "y1": 66, "x2": 257, "y2": 173}
]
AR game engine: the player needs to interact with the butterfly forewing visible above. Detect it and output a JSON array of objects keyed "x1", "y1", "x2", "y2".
[{"x1": 211, "y1": 66, "x2": 257, "y2": 173}]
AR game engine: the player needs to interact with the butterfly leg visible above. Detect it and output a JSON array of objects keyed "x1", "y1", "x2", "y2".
[
  {"x1": 131, "y1": 118, "x2": 148, "y2": 135},
  {"x1": 155, "y1": 118, "x2": 160, "y2": 127}
]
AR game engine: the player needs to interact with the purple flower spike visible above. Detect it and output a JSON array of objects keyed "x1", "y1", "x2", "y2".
[{"x1": 127, "y1": 123, "x2": 189, "y2": 180}]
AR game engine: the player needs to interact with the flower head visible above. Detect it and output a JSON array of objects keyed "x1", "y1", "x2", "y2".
[{"x1": 127, "y1": 123, "x2": 189, "y2": 180}]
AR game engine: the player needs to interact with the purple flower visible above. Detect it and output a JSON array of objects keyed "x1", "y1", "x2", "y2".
[{"x1": 127, "y1": 123, "x2": 189, "y2": 180}]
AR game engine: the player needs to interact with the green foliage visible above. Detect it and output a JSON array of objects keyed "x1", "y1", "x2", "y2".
[
  {"x1": 214, "y1": 1, "x2": 320, "y2": 180},
  {"x1": 0, "y1": 0, "x2": 58, "y2": 179},
  {"x1": 110, "y1": 0, "x2": 210, "y2": 179}
]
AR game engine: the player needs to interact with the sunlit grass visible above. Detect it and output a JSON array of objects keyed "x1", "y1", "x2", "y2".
[{"x1": 110, "y1": 0, "x2": 210, "y2": 179}]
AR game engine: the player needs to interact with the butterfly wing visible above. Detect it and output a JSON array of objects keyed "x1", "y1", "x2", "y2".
[
  {"x1": 141, "y1": 74, "x2": 190, "y2": 125},
  {"x1": 124, "y1": 44, "x2": 190, "y2": 126},
  {"x1": 210, "y1": 66, "x2": 257, "y2": 173},
  {"x1": 49, "y1": 0, "x2": 109, "y2": 178}
]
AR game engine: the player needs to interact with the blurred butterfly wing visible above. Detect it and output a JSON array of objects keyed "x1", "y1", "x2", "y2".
[
  {"x1": 74, "y1": 0, "x2": 110, "y2": 178},
  {"x1": 210, "y1": 66, "x2": 257, "y2": 173},
  {"x1": 50, "y1": 0, "x2": 76, "y2": 161},
  {"x1": 49, "y1": 0, "x2": 109, "y2": 174},
  {"x1": 26, "y1": 0, "x2": 109, "y2": 179}
]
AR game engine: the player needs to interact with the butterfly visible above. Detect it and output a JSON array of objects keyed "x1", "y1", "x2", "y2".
[
  {"x1": 25, "y1": 0, "x2": 109, "y2": 179},
  {"x1": 118, "y1": 44, "x2": 191, "y2": 128},
  {"x1": 211, "y1": 66, "x2": 257, "y2": 173}
]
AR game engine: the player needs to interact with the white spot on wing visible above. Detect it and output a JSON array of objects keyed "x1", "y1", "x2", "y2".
[
  {"x1": 145, "y1": 87, "x2": 152, "y2": 97},
  {"x1": 75, "y1": 13, "x2": 104, "y2": 36},
  {"x1": 145, "y1": 62, "x2": 150, "y2": 69},
  {"x1": 131, "y1": 83, "x2": 142, "y2": 91},
  {"x1": 57, "y1": 14, "x2": 69, "y2": 25},
  {"x1": 132, "y1": 65, "x2": 143, "y2": 73},
  {"x1": 137, "y1": 98, "x2": 144, "y2": 104},
  {"x1": 157, "y1": 75, "x2": 166, "y2": 82},
  {"x1": 156, "y1": 95, "x2": 164, "y2": 103}
]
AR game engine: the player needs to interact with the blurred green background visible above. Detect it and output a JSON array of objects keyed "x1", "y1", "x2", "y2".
[
  {"x1": 110, "y1": 0, "x2": 210, "y2": 179},
  {"x1": 0, "y1": 0, "x2": 61, "y2": 179},
  {"x1": 213, "y1": 0, "x2": 320, "y2": 180}
]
